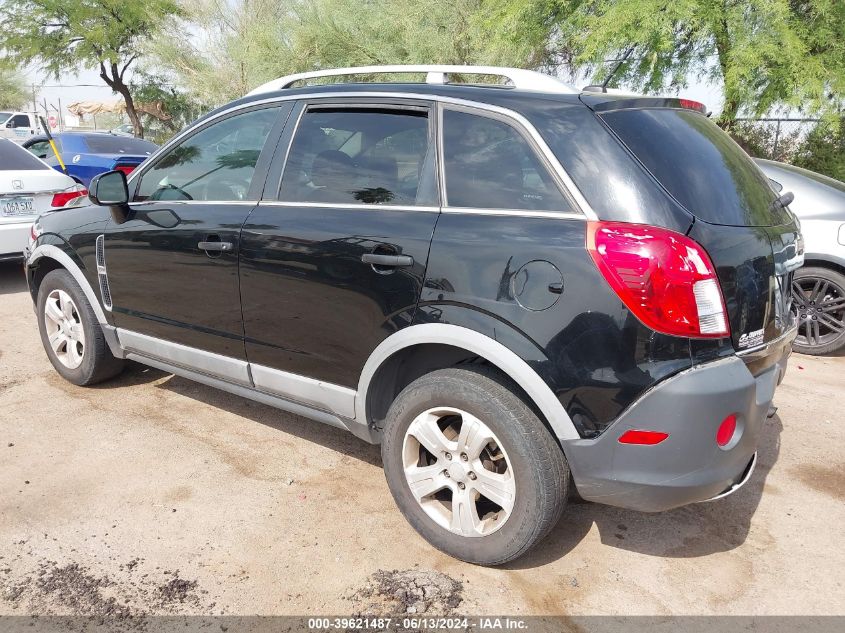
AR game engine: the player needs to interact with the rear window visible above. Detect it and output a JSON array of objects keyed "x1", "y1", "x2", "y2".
[
  {"x1": 601, "y1": 109, "x2": 789, "y2": 226},
  {"x1": 84, "y1": 135, "x2": 157, "y2": 155},
  {"x1": 0, "y1": 139, "x2": 49, "y2": 170}
]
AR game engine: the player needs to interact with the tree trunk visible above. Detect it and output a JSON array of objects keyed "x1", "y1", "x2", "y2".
[
  {"x1": 713, "y1": 15, "x2": 739, "y2": 132},
  {"x1": 114, "y1": 81, "x2": 144, "y2": 139}
]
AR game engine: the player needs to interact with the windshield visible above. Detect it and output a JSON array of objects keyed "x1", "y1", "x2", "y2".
[
  {"x1": 0, "y1": 112, "x2": 11, "y2": 125},
  {"x1": 601, "y1": 108, "x2": 790, "y2": 226}
]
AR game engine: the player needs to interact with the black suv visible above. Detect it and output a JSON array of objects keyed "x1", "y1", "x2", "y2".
[{"x1": 25, "y1": 66, "x2": 801, "y2": 565}]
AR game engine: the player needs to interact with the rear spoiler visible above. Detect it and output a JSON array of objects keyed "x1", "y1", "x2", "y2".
[{"x1": 580, "y1": 93, "x2": 708, "y2": 115}]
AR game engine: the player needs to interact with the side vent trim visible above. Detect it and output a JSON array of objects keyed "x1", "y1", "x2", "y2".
[{"x1": 95, "y1": 235, "x2": 113, "y2": 311}]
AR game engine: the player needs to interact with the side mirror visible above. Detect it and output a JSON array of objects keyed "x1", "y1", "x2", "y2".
[{"x1": 89, "y1": 170, "x2": 129, "y2": 206}]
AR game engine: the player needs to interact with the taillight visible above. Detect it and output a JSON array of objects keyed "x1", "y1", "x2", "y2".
[
  {"x1": 114, "y1": 165, "x2": 135, "y2": 176},
  {"x1": 51, "y1": 187, "x2": 88, "y2": 208},
  {"x1": 587, "y1": 221, "x2": 729, "y2": 338}
]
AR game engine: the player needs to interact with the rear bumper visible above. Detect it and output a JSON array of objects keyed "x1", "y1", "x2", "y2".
[
  {"x1": 0, "y1": 221, "x2": 32, "y2": 260},
  {"x1": 563, "y1": 341, "x2": 791, "y2": 512}
]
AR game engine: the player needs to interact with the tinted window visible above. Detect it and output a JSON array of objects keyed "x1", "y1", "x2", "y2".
[
  {"x1": 601, "y1": 109, "x2": 788, "y2": 226},
  {"x1": 136, "y1": 107, "x2": 279, "y2": 202},
  {"x1": 0, "y1": 139, "x2": 49, "y2": 170},
  {"x1": 84, "y1": 135, "x2": 158, "y2": 155},
  {"x1": 442, "y1": 109, "x2": 569, "y2": 211},
  {"x1": 9, "y1": 114, "x2": 30, "y2": 127},
  {"x1": 280, "y1": 108, "x2": 431, "y2": 205}
]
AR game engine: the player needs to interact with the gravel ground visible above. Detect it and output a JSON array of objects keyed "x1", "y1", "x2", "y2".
[{"x1": 0, "y1": 260, "x2": 843, "y2": 617}]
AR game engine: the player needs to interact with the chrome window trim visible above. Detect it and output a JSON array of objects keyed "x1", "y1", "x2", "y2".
[
  {"x1": 128, "y1": 91, "x2": 598, "y2": 220},
  {"x1": 440, "y1": 207, "x2": 587, "y2": 220},
  {"x1": 258, "y1": 200, "x2": 439, "y2": 213}
]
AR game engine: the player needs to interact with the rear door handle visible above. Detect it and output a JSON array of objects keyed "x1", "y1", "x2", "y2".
[
  {"x1": 198, "y1": 241, "x2": 233, "y2": 252},
  {"x1": 361, "y1": 253, "x2": 414, "y2": 267}
]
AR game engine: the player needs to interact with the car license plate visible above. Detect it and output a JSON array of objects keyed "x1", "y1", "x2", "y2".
[{"x1": 1, "y1": 197, "x2": 34, "y2": 216}]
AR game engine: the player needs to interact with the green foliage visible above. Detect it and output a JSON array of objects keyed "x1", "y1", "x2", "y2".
[
  {"x1": 793, "y1": 120, "x2": 845, "y2": 182},
  {"x1": 0, "y1": 63, "x2": 28, "y2": 110},
  {"x1": 130, "y1": 72, "x2": 209, "y2": 141},
  {"x1": 484, "y1": 0, "x2": 845, "y2": 125},
  {"x1": 0, "y1": 0, "x2": 182, "y2": 137},
  {"x1": 730, "y1": 121, "x2": 801, "y2": 162}
]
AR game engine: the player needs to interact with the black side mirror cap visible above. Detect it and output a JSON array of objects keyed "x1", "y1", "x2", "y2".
[{"x1": 89, "y1": 170, "x2": 129, "y2": 206}]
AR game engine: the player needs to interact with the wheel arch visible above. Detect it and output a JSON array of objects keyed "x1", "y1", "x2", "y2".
[
  {"x1": 27, "y1": 244, "x2": 108, "y2": 325},
  {"x1": 355, "y1": 324, "x2": 580, "y2": 443},
  {"x1": 802, "y1": 255, "x2": 845, "y2": 279}
]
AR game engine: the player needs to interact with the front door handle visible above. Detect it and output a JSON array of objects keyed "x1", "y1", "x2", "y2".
[
  {"x1": 198, "y1": 241, "x2": 233, "y2": 252},
  {"x1": 361, "y1": 253, "x2": 414, "y2": 267}
]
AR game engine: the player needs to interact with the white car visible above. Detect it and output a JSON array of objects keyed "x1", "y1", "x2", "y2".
[{"x1": 0, "y1": 138, "x2": 86, "y2": 261}]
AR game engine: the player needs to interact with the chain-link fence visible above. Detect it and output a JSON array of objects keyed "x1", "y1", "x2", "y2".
[{"x1": 731, "y1": 117, "x2": 844, "y2": 181}]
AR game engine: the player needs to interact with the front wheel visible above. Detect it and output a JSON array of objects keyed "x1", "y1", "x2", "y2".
[
  {"x1": 381, "y1": 367, "x2": 568, "y2": 565},
  {"x1": 36, "y1": 269, "x2": 124, "y2": 385},
  {"x1": 792, "y1": 266, "x2": 845, "y2": 355}
]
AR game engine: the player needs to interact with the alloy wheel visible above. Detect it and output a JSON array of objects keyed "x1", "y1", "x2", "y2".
[
  {"x1": 43, "y1": 289, "x2": 85, "y2": 369},
  {"x1": 792, "y1": 276, "x2": 845, "y2": 348},
  {"x1": 402, "y1": 407, "x2": 516, "y2": 538}
]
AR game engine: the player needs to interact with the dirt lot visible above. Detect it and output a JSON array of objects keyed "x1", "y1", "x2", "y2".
[{"x1": 1, "y1": 260, "x2": 843, "y2": 618}]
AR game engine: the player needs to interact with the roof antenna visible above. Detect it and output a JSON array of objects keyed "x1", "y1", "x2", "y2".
[{"x1": 583, "y1": 45, "x2": 635, "y2": 93}]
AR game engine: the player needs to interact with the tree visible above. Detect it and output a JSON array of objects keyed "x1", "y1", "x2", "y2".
[
  {"x1": 130, "y1": 72, "x2": 209, "y2": 143},
  {"x1": 0, "y1": 63, "x2": 28, "y2": 110},
  {"x1": 152, "y1": 0, "x2": 505, "y2": 106},
  {"x1": 0, "y1": 0, "x2": 182, "y2": 138},
  {"x1": 793, "y1": 119, "x2": 845, "y2": 182},
  {"x1": 483, "y1": 0, "x2": 845, "y2": 129}
]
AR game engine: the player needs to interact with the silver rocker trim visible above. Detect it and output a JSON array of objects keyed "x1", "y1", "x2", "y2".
[
  {"x1": 251, "y1": 363, "x2": 356, "y2": 419},
  {"x1": 356, "y1": 324, "x2": 580, "y2": 441}
]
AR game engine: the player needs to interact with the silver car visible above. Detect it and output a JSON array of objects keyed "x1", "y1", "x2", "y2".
[{"x1": 755, "y1": 159, "x2": 845, "y2": 354}]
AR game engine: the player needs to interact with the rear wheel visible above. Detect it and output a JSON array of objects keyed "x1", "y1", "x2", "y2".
[
  {"x1": 381, "y1": 366, "x2": 568, "y2": 565},
  {"x1": 36, "y1": 269, "x2": 124, "y2": 385},
  {"x1": 792, "y1": 266, "x2": 845, "y2": 355}
]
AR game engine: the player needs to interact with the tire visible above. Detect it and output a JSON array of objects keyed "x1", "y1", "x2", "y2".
[
  {"x1": 36, "y1": 269, "x2": 124, "y2": 385},
  {"x1": 381, "y1": 366, "x2": 568, "y2": 566},
  {"x1": 792, "y1": 266, "x2": 845, "y2": 355}
]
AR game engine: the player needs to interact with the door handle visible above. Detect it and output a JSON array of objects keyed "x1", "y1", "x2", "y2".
[
  {"x1": 361, "y1": 253, "x2": 414, "y2": 267},
  {"x1": 198, "y1": 241, "x2": 233, "y2": 252}
]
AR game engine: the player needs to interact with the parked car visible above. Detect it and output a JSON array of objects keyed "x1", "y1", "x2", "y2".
[
  {"x1": 755, "y1": 159, "x2": 845, "y2": 355},
  {"x1": 0, "y1": 111, "x2": 40, "y2": 141},
  {"x1": 22, "y1": 132, "x2": 158, "y2": 187},
  {"x1": 0, "y1": 139, "x2": 86, "y2": 260},
  {"x1": 24, "y1": 65, "x2": 802, "y2": 565},
  {"x1": 109, "y1": 123, "x2": 135, "y2": 137}
]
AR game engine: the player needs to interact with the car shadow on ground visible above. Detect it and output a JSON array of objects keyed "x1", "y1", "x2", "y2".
[
  {"x1": 505, "y1": 414, "x2": 783, "y2": 568},
  {"x1": 110, "y1": 362, "x2": 782, "y2": 568},
  {"x1": 108, "y1": 360, "x2": 383, "y2": 468},
  {"x1": 0, "y1": 261, "x2": 28, "y2": 296}
]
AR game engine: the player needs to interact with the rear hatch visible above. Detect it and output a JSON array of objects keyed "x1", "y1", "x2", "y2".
[{"x1": 585, "y1": 97, "x2": 802, "y2": 352}]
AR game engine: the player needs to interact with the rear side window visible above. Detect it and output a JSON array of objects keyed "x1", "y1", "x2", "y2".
[
  {"x1": 442, "y1": 109, "x2": 570, "y2": 211},
  {"x1": 280, "y1": 107, "x2": 432, "y2": 206},
  {"x1": 0, "y1": 139, "x2": 49, "y2": 170},
  {"x1": 85, "y1": 135, "x2": 157, "y2": 155},
  {"x1": 601, "y1": 109, "x2": 788, "y2": 226}
]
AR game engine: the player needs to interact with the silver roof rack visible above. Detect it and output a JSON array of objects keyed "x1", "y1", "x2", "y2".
[{"x1": 246, "y1": 65, "x2": 578, "y2": 96}]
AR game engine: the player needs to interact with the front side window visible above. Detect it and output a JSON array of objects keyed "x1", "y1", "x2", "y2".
[
  {"x1": 9, "y1": 115, "x2": 30, "y2": 128},
  {"x1": 442, "y1": 109, "x2": 569, "y2": 211},
  {"x1": 135, "y1": 107, "x2": 280, "y2": 202},
  {"x1": 279, "y1": 107, "x2": 431, "y2": 205}
]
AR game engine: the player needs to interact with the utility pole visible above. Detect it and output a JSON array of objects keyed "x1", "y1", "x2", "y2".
[{"x1": 31, "y1": 84, "x2": 37, "y2": 113}]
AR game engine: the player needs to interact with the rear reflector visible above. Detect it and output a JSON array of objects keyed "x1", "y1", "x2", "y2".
[
  {"x1": 716, "y1": 414, "x2": 738, "y2": 447},
  {"x1": 51, "y1": 187, "x2": 87, "y2": 208},
  {"x1": 587, "y1": 221, "x2": 730, "y2": 339},
  {"x1": 618, "y1": 430, "x2": 669, "y2": 445}
]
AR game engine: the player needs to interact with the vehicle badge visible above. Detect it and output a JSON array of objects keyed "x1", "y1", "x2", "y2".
[
  {"x1": 72, "y1": 154, "x2": 82, "y2": 164},
  {"x1": 12, "y1": 179, "x2": 23, "y2": 190}
]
